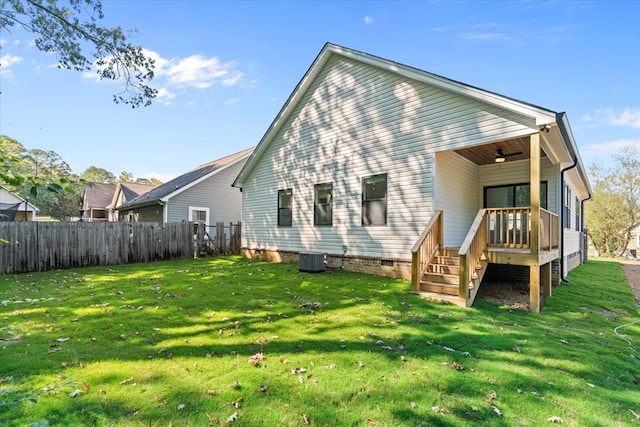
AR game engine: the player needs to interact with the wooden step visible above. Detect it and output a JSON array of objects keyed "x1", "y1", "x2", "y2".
[
  {"x1": 428, "y1": 263, "x2": 459, "y2": 275},
  {"x1": 424, "y1": 271, "x2": 458, "y2": 285},
  {"x1": 414, "y1": 290, "x2": 466, "y2": 307},
  {"x1": 432, "y1": 255, "x2": 459, "y2": 266},
  {"x1": 420, "y1": 280, "x2": 459, "y2": 296}
]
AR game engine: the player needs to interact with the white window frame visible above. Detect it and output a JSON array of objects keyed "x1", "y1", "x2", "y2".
[{"x1": 189, "y1": 206, "x2": 210, "y2": 228}]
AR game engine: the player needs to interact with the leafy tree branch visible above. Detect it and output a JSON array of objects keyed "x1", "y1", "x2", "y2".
[{"x1": 1, "y1": 0, "x2": 157, "y2": 107}]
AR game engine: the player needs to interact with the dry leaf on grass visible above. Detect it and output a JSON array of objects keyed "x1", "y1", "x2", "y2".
[
  {"x1": 492, "y1": 406, "x2": 502, "y2": 417},
  {"x1": 547, "y1": 416, "x2": 563, "y2": 423},
  {"x1": 248, "y1": 352, "x2": 266, "y2": 366}
]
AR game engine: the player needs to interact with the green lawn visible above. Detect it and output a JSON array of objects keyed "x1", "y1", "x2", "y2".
[{"x1": 0, "y1": 257, "x2": 638, "y2": 426}]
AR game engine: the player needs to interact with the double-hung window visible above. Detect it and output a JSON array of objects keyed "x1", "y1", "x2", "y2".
[
  {"x1": 362, "y1": 174, "x2": 387, "y2": 226},
  {"x1": 564, "y1": 186, "x2": 572, "y2": 229},
  {"x1": 278, "y1": 189, "x2": 292, "y2": 227},
  {"x1": 314, "y1": 183, "x2": 333, "y2": 226}
]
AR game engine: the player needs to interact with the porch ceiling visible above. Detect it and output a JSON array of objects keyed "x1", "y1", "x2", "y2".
[{"x1": 454, "y1": 137, "x2": 532, "y2": 166}]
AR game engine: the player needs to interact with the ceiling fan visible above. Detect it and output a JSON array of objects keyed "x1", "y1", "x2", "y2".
[{"x1": 495, "y1": 147, "x2": 523, "y2": 163}]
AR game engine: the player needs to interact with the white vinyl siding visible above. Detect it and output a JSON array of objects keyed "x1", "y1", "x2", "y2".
[
  {"x1": 166, "y1": 159, "x2": 246, "y2": 225},
  {"x1": 435, "y1": 151, "x2": 479, "y2": 247},
  {"x1": 241, "y1": 55, "x2": 540, "y2": 260}
]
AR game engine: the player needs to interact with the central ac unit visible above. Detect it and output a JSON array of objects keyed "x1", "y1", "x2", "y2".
[{"x1": 299, "y1": 252, "x2": 325, "y2": 273}]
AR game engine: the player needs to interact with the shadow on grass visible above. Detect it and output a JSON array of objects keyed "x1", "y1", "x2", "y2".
[{"x1": 0, "y1": 257, "x2": 638, "y2": 426}]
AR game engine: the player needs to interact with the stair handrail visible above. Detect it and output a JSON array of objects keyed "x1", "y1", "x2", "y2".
[
  {"x1": 458, "y1": 209, "x2": 488, "y2": 299},
  {"x1": 411, "y1": 210, "x2": 443, "y2": 292}
]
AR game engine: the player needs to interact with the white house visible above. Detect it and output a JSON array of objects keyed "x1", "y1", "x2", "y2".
[
  {"x1": 119, "y1": 147, "x2": 254, "y2": 229},
  {"x1": 232, "y1": 43, "x2": 591, "y2": 312}
]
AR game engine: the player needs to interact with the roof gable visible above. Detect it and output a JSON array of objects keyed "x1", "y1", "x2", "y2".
[
  {"x1": 121, "y1": 147, "x2": 254, "y2": 209},
  {"x1": 233, "y1": 43, "x2": 560, "y2": 188},
  {"x1": 82, "y1": 182, "x2": 117, "y2": 208}
]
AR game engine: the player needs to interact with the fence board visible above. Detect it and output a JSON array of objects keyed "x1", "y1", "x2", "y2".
[{"x1": 0, "y1": 221, "x2": 197, "y2": 274}]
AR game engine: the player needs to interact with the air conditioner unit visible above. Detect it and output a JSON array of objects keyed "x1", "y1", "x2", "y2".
[{"x1": 299, "y1": 252, "x2": 325, "y2": 273}]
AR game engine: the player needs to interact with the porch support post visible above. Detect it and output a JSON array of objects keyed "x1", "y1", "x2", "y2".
[
  {"x1": 542, "y1": 262, "x2": 552, "y2": 298},
  {"x1": 530, "y1": 265, "x2": 540, "y2": 313},
  {"x1": 530, "y1": 133, "x2": 541, "y2": 312}
]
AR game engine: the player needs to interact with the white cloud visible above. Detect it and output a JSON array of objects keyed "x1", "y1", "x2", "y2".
[
  {"x1": 155, "y1": 87, "x2": 176, "y2": 106},
  {"x1": 154, "y1": 53, "x2": 243, "y2": 89},
  {"x1": 82, "y1": 49, "x2": 244, "y2": 95},
  {"x1": 582, "y1": 139, "x2": 640, "y2": 155},
  {"x1": 581, "y1": 108, "x2": 640, "y2": 129},
  {"x1": 0, "y1": 54, "x2": 23, "y2": 78},
  {"x1": 225, "y1": 98, "x2": 240, "y2": 105},
  {"x1": 364, "y1": 16, "x2": 375, "y2": 25}
]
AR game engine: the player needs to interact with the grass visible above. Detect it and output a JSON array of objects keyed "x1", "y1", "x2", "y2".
[{"x1": 0, "y1": 256, "x2": 638, "y2": 426}]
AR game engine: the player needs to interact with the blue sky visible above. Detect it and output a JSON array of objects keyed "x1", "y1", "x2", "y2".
[{"x1": 1, "y1": 1, "x2": 639, "y2": 181}]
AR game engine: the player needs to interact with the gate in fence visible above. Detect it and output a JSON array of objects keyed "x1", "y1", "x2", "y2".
[{"x1": 0, "y1": 221, "x2": 240, "y2": 274}]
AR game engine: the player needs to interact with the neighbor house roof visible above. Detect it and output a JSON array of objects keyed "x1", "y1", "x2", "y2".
[
  {"x1": 120, "y1": 147, "x2": 254, "y2": 210},
  {"x1": 232, "y1": 42, "x2": 591, "y2": 196},
  {"x1": 82, "y1": 182, "x2": 117, "y2": 209}
]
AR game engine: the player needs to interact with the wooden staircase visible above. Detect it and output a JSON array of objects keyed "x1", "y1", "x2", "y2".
[{"x1": 417, "y1": 248, "x2": 487, "y2": 307}]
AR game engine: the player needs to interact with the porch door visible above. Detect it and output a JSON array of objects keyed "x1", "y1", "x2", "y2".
[{"x1": 483, "y1": 183, "x2": 547, "y2": 246}]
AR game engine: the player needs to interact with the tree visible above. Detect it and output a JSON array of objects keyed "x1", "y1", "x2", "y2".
[
  {"x1": 118, "y1": 171, "x2": 134, "y2": 183},
  {"x1": 1, "y1": 0, "x2": 156, "y2": 107},
  {"x1": 1, "y1": 135, "x2": 80, "y2": 222},
  {"x1": 81, "y1": 166, "x2": 115, "y2": 184},
  {"x1": 586, "y1": 146, "x2": 640, "y2": 256}
]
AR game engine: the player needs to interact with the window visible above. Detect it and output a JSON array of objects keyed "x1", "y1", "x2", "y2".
[
  {"x1": 483, "y1": 182, "x2": 548, "y2": 209},
  {"x1": 189, "y1": 206, "x2": 210, "y2": 234},
  {"x1": 564, "y1": 186, "x2": 572, "y2": 229},
  {"x1": 314, "y1": 183, "x2": 333, "y2": 226},
  {"x1": 575, "y1": 196, "x2": 580, "y2": 231},
  {"x1": 278, "y1": 189, "x2": 292, "y2": 226},
  {"x1": 362, "y1": 174, "x2": 387, "y2": 226}
]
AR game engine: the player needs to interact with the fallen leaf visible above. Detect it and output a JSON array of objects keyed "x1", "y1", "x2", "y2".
[
  {"x1": 630, "y1": 409, "x2": 640, "y2": 420},
  {"x1": 69, "y1": 389, "x2": 82, "y2": 398},
  {"x1": 302, "y1": 414, "x2": 310, "y2": 424},
  {"x1": 492, "y1": 406, "x2": 502, "y2": 417},
  {"x1": 177, "y1": 403, "x2": 186, "y2": 410},
  {"x1": 547, "y1": 416, "x2": 563, "y2": 423},
  {"x1": 450, "y1": 362, "x2": 464, "y2": 370},
  {"x1": 226, "y1": 411, "x2": 238, "y2": 423},
  {"x1": 248, "y1": 352, "x2": 266, "y2": 366},
  {"x1": 230, "y1": 380, "x2": 239, "y2": 389},
  {"x1": 290, "y1": 367, "x2": 307, "y2": 374},
  {"x1": 443, "y1": 346, "x2": 455, "y2": 352},
  {"x1": 56, "y1": 337, "x2": 70, "y2": 343},
  {"x1": 258, "y1": 385, "x2": 267, "y2": 393},
  {"x1": 120, "y1": 377, "x2": 134, "y2": 385}
]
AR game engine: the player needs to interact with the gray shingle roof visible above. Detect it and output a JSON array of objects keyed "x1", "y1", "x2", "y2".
[
  {"x1": 120, "y1": 147, "x2": 254, "y2": 209},
  {"x1": 83, "y1": 183, "x2": 117, "y2": 208}
]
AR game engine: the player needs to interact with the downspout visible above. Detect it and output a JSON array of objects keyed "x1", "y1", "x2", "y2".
[
  {"x1": 581, "y1": 193, "x2": 592, "y2": 263},
  {"x1": 556, "y1": 112, "x2": 592, "y2": 282},
  {"x1": 159, "y1": 200, "x2": 168, "y2": 225},
  {"x1": 559, "y1": 157, "x2": 578, "y2": 282}
]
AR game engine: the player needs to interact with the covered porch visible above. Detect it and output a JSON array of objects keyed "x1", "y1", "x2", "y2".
[{"x1": 412, "y1": 132, "x2": 563, "y2": 312}]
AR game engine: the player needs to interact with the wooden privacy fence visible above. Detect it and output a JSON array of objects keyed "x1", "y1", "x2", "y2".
[
  {"x1": 0, "y1": 221, "x2": 197, "y2": 274},
  {"x1": 196, "y1": 222, "x2": 242, "y2": 256}
]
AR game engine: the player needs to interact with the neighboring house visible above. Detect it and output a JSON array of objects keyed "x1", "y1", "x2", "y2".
[
  {"x1": 232, "y1": 43, "x2": 592, "y2": 312},
  {"x1": 108, "y1": 182, "x2": 157, "y2": 221},
  {"x1": 118, "y1": 147, "x2": 254, "y2": 229},
  {"x1": 80, "y1": 182, "x2": 117, "y2": 222},
  {"x1": 629, "y1": 225, "x2": 640, "y2": 258},
  {"x1": 0, "y1": 185, "x2": 39, "y2": 221}
]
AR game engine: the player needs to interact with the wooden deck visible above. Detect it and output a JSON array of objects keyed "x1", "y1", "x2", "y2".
[{"x1": 412, "y1": 208, "x2": 560, "y2": 311}]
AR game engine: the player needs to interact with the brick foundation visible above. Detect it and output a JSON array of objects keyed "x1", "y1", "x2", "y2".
[{"x1": 240, "y1": 248, "x2": 412, "y2": 280}]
